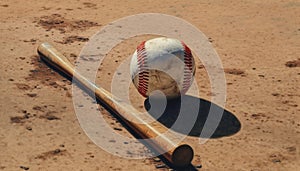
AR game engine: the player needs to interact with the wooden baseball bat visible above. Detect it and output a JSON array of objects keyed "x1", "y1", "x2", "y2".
[{"x1": 37, "y1": 42, "x2": 194, "y2": 167}]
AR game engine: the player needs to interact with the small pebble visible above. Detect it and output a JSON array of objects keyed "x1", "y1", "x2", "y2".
[
  {"x1": 195, "y1": 164, "x2": 202, "y2": 168},
  {"x1": 113, "y1": 127, "x2": 122, "y2": 131},
  {"x1": 24, "y1": 113, "x2": 30, "y2": 119},
  {"x1": 26, "y1": 93, "x2": 37, "y2": 97},
  {"x1": 26, "y1": 127, "x2": 32, "y2": 131},
  {"x1": 46, "y1": 115, "x2": 59, "y2": 120},
  {"x1": 20, "y1": 166, "x2": 29, "y2": 170},
  {"x1": 153, "y1": 157, "x2": 161, "y2": 162},
  {"x1": 272, "y1": 159, "x2": 281, "y2": 163},
  {"x1": 155, "y1": 164, "x2": 166, "y2": 169},
  {"x1": 53, "y1": 149, "x2": 61, "y2": 154}
]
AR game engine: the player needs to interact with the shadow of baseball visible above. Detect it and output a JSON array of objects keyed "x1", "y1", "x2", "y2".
[{"x1": 144, "y1": 95, "x2": 241, "y2": 138}]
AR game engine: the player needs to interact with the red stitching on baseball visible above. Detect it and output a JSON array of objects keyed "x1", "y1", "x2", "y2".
[
  {"x1": 136, "y1": 41, "x2": 149, "y2": 97},
  {"x1": 181, "y1": 41, "x2": 194, "y2": 93}
]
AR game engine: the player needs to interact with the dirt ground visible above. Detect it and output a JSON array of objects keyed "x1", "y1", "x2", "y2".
[{"x1": 0, "y1": 0, "x2": 299, "y2": 171}]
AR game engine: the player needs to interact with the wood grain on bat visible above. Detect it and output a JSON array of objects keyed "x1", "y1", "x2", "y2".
[{"x1": 37, "y1": 42, "x2": 194, "y2": 167}]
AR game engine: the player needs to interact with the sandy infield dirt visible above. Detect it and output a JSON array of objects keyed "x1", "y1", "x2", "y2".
[{"x1": 0, "y1": 0, "x2": 299, "y2": 171}]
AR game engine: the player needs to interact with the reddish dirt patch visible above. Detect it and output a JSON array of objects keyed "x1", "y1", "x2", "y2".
[
  {"x1": 35, "y1": 149, "x2": 67, "y2": 160},
  {"x1": 269, "y1": 153, "x2": 286, "y2": 163},
  {"x1": 285, "y1": 59, "x2": 300, "y2": 68},
  {"x1": 15, "y1": 83, "x2": 32, "y2": 91},
  {"x1": 23, "y1": 39, "x2": 37, "y2": 45},
  {"x1": 36, "y1": 14, "x2": 99, "y2": 33},
  {"x1": 59, "y1": 35, "x2": 89, "y2": 44},
  {"x1": 251, "y1": 113, "x2": 268, "y2": 120},
  {"x1": 26, "y1": 93, "x2": 37, "y2": 97},
  {"x1": 83, "y1": 2, "x2": 97, "y2": 8},
  {"x1": 37, "y1": 107, "x2": 61, "y2": 121},
  {"x1": 26, "y1": 55, "x2": 69, "y2": 90},
  {"x1": 10, "y1": 112, "x2": 31, "y2": 124},
  {"x1": 39, "y1": 114, "x2": 60, "y2": 121},
  {"x1": 27, "y1": 55, "x2": 61, "y2": 81},
  {"x1": 32, "y1": 105, "x2": 61, "y2": 121},
  {"x1": 224, "y1": 68, "x2": 246, "y2": 75},
  {"x1": 10, "y1": 115, "x2": 29, "y2": 124}
]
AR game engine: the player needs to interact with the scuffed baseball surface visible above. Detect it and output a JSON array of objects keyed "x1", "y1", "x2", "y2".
[
  {"x1": 1, "y1": 0, "x2": 299, "y2": 171},
  {"x1": 130, "y1": 37, "x2": 195, "y2": 98}
]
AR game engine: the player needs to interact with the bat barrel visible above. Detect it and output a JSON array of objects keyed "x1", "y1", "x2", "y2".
[
  {"x1": 37, "y1": 42, "x2": 194, "y2": 167},
  {"x1": 171, "y1": 144, "x2": 194, "y2": 167}
]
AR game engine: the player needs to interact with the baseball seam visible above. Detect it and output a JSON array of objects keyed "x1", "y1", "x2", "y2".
[
  {"x1": 181, "y1": 42, "x2": 194, "y2": 93},
  {"x1": 136, "y1": 41, "x2": 149, "y2": 97}
]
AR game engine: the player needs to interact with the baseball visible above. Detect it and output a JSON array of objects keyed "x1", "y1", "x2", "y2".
[{"x1": 130, "y1": 37, "x2": 196, "y2": 99}]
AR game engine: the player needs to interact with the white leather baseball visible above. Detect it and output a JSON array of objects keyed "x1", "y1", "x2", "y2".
[{"x1": 130, "y1": 37, "x2": 195, "y2": 98}]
